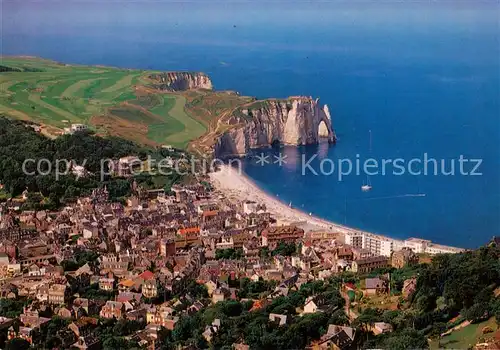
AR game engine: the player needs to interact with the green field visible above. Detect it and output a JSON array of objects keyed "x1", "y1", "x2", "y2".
[
  {"x1": 430, "y1": 318, "x2": 498, "y2": 349},
  {"x1": 0, "y1": 56, "x2": 216, "y2": 148}
]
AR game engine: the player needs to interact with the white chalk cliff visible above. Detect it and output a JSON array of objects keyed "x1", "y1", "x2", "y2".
[
  {"x1": 150, "y1": 72, "x2": 213, "y2": 91},
  {"x1": 215, "y1": 96, "x2": 336, "y2": 157}
]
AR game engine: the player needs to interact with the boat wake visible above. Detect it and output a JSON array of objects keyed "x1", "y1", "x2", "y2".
[{"x1": 360, "y1": 193, "x2": 426, "y2": 201}]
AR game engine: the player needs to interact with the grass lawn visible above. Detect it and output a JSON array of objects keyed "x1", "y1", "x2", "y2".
[
  {"x1": 148, "y1": 95, "x2": 206, "y2": 148},
  {"x1": 430, "y1": 317, "x2": 498, "y2": 349},
  {"x1": 0, "y1": 189, "x2": 10, "y2": 200}
]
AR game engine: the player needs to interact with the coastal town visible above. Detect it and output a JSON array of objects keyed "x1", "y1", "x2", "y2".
[
  {"x1": 1, "y1": 0, "x2": 498, "y2": 347},
  {"x1": 0, "y1": 152, "x2": 498, "y2": 350}
]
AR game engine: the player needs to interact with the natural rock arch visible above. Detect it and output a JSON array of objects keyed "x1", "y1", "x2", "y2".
[
  {"x1": 317, "y1": 103, "x2": 335, "y2": 142},
  {"x1": 318, "y1": 119, "x2": 331, "y2": 139},
  {"x1": 214, "y1": 97, "x2": 337, "y2": 157}
]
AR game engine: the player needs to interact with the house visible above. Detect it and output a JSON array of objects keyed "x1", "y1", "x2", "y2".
[
  {"x1": 188, "y1": 300, "x2": 205, "y2": 314},
  {"x1": 82, "y1": 224, "x2": 99, "y2": 239},
  {"x1": 335, "y1": 246, "x2": 353, "y2": 261},
  {"x1": 303, "y1": 296, "x2": 319, "y2": 314},
  {"x1": 205, "y1": 280, "x2": 217, "y2": 296},
  {"x1": 261, "y1": 225, "x2": 304, "y2": 247},
  {"x1": 351, "y1": 256, "x2": 388, "y2": 273},
  {"x1": 243, "y1": 201, "x2": 258, "y2": 214},
  {"x1": 117, "y1": 292, "x2": 142, "y2": 306},
  {"x1": 371, "y1": 322, "x2": 393, "y2": 335},
  {"x1": 57, "y1": 307, "x2": 73, "y2": 319},
  {"x1": 317, "y1": 324, "x2": 356, "y2": 350},
  {"x1": 363, "y1": 278, "x2": 387, "y2": 295},
  {"x1": 17, "y1": 309, "x2": 50, "y2": 344},
  {"x1": 352, "y1": 248, "x2": 373, "y2": 260},
  {"x1": 142, "y1": 279, "x2": 158, "y2": 299},
  {"x1": 72, "y1": 335, "x2": 101, "y2": 350},
  {"x1": 265, "y1": 269, "x2": 284, "y2": 282},
  {"x1": 269, "y1": 313, "x2": 288, "y2": 326},
  {"x1": 163, "y1": 316, "x2": 179, "y2": 331},
  {"x1": 160, "y1": 238, "x2": 176, "y2": 257},
  {"x1": 212, "y1": 287, "x2": 230, "y2": 304},
  {"x1": 146, "y1": 306, "x2": 178, "y2": 330},
  {"x1": 0, "y1": 317, "x2": 14, "y2": 331},
  {"x1": 391, "y1": 248, "x2": 418, "y2": 269},
  {"x1": 99, "y1": 277, "x2": 115, "y2": 291},
  {"x1": 139, "y1": 270, "x2": 155, "y2": 281},
  {"x1": 100, "y1": 301, "x2": 125, "y2": 319},
  {"x1": 127, "y1": 308, "x2": 147, "y2": 323},
  {"x1": 242, "y1": 237, "x2": 261, "y2": 259},
  {"x1": 44, "y1": 264, "x2": 64, "y2": 278},
  {"x1": 177, "y1": 226, "x2": 200, "y2": 236},
  {"x1": 118, "y1": 279, "x2": 138, "y2": 293},
  {"x1": 0, "y1": 283, "x2": 17, "y2": 299},
  {"x1": 69, "y1": 124, "x2": 88, "y2": 133},
  {"x1": 28, "y1": 264, "x2": 45, "y2": 277},
  {"x1": 202, "y1": 319, "x2": 221, "y2": 343},
  {"x1": 73, "y1": 298, "x2": 95, "y2": 316},
  {"x1": 68, "y1": 317, "x2": 99, "y2": 338},
  {"x1": 48, "y1": 284, "x2": 67, "y2": 305}
]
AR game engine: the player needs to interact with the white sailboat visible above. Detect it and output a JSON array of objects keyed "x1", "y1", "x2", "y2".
[
  {"x1": 361, "y1": 176, "x2": 372, "y2": 192},
  {"x1": 361, "y1": 130, "x2": 373, "y2": 192}
]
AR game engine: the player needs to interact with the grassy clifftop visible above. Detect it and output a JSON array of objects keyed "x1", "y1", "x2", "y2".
[{"x1": 0, "y1": 57, "x2": 252, "y2": 150}]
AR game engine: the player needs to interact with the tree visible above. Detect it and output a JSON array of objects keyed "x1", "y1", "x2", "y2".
[
  {"x1": 354, "y1": 308, "x2": 382, "y2": 329},
  {"x1": 215, "y1": 248, "x2": 243, "y2": 260},
  {"x1": 271, "y1": 242, "x2": 296, "y2": 256},
  {"x1": 0, "y1": 299, "x2": 26, "y2": 318},
  {"x1": 464, "y1": 303, "x2": 490, "y2": 323},
  {"x1": 5, "y1": 338, "x2": 30, "y2": 350},
  {"x1": 383, "y1": 329, "x2": 428, "y2": 350},
  {"x1": 329, "y1": 309, "x2": 350, "y2": 326},
  {"x1": 186, "y1": 281, "x2": 208, "y2": 299}
]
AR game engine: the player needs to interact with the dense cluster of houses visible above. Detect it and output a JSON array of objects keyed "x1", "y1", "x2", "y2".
[{"x1": 0, "y1": 178, "x2": 462, "y2": 349}]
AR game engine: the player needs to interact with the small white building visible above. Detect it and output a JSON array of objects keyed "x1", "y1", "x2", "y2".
[
  {"x1": 303, "y1": 296, "x2": 319, "y2": 314},
  {"x1": 243, "y1": 201, "x2": 258, "y2": 214},
  {"x1": 65, "y1": 124, "x2": 88, "y2": 134},
  {"x1": 404, "y1": 238, "x2": 432, "y2": 254}
]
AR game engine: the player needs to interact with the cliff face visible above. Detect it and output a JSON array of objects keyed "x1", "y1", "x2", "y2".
[
  {"x1": 214, "y1": 97, "x2": 336, "y2": 157},
  {"x1": 150, "y1": 72, "x2": 213, "y2": 91}
]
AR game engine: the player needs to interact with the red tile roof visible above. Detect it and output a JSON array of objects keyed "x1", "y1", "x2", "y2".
[
  {"x1": 178, "y1": 227, "x2": 200, "y2": 235},
  {"x1": 139, "y1": 270, "x2": 155, "y2": 280}
]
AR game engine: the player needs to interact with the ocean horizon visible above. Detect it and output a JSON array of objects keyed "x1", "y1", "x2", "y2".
[{"x1": 2, "y1": 0, "x2": 499, "y2": 248}]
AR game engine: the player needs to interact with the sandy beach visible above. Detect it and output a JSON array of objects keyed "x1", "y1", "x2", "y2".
[
  {"x1": 209, "y1": 165, "x2": 355, "y2": 234},
  {"x1": 209, "y1": 165, "x2": 467, "y2": 253}
]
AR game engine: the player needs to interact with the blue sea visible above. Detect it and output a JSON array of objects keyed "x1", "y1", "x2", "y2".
[{"x1": 2, "y1": 1, "x2": 499, "y2": 247}]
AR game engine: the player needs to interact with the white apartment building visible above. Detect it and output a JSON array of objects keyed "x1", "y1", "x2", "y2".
[
  {"x1": 404, "y1": 238, "x2": 464, "y2": 255},
  {"x1": 345, "y1": 232, "x2": 363, "y2": 249},
  {"x1": 424, "y1": 243, "x2": 464, "y2": 255},
  {"x1": 346, "y1": 233, "x2": 464, "y2": 258},
  {"x1": 345, "y1": 232, "x2": 395, "y2": 257},
  {"x1": 404, "y1": 238, "x2": 431, "y2": 253}
]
